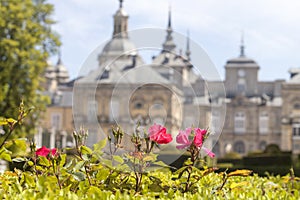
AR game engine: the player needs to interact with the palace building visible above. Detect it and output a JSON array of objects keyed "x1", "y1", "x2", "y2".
[{"x1": 39, "y1": 0, "x2": 300, "y2": 156}]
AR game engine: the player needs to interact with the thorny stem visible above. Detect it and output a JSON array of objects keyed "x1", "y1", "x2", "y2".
[
  {"x1": 74, "y1": 132, "x2": 92, "y2": 186},
  {"x1": 184, "y1": 145, "x2": 200, "y2": 192},
  {"x1": 52, "y1": 159, "x2": 62, "y2": 189},
  {"x1": 0, "y1": 102, "x2": 30, "y2": 149},
  {"x1": 0, "y1": 117, "x2": 23, "y2": 150},
  {"x1": 77, "y1": 147, "x2": 92, "y2": 186},
  {"x1": 218, "y1": 175, "x2": 228, "y2": 191}
]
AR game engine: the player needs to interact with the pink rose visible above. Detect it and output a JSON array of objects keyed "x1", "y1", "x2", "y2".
[
  {"x1": 203, "y1": 147, "x2": 215, "y2": 158},
  {"x1": 148, "y1": 124, "x2": 173, "y2": 144},
  {"x1": 36, "y1": 146, "x2": 57, "y2": 158},
  {"x1": 193, "y1": 128, "x2": 207, "y2": 148},
  {"x1": 176, "y1": 128, "x2": 193, "y2": 149}
]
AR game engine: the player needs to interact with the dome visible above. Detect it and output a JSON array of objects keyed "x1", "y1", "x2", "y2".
[
  {"x1": 57, "y1": 63, "x2": 69, "y2": 78},
  {"x1": 114, "y1": 8, "x2": 128, "y2": 17},
  {"x1": 45, "y1": 62, "x2": 56, "y2": 79},
  {"x1": 99, "y1": 37, "x2": 139, "y2": 64},
  {"x1": 55, "y1": 59, "x2": 70, "y2": 83}
]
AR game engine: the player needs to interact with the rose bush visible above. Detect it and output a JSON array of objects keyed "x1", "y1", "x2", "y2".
[{"x1": 1, "y1": 103, "x2": 299, "y2": 199}]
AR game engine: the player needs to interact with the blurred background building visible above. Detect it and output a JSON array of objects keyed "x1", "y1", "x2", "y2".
[{"x1": 38, "y1": 0, "x2": 300, "y2": 157}]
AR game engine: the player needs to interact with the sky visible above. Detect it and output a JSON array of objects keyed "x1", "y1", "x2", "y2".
[{"x1": 47, "y1": 0, "x2": 300, "y2": 81}]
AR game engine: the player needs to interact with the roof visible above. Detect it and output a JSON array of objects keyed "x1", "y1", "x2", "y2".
[
  {"x1": 45, "y1": 90, "x2": 73, "y2": 107},
  {"x1": 77, "y1": 59, "x2": 170, "y2": 85},
  {"x1": 152, "y1": 52, "x2": 189, "y2": 67},
  {"x1": 99, "y1": 37, "x2": 139, "y2": 63},
  {"x1": 225, "y1": 56, "x2": 259, "y2": 68},
  {"x1": 288, "y1": 73, "x2": 300, "y2": 83}
]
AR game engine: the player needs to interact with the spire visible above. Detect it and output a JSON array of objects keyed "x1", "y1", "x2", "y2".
[
  {"x1": 113, "y1": 0, "x2": 129, "y2": 38},
  {"x1": 168, "y1": 5, "x2": 172, "y2": 28},
  {"x1": 56, "y1": 49, "x2": 63, "y2": 65},
  {"x1": 162, "y1": 5, "x2": 176, "y2": 52},
  {"x1": 185, "y1": 30, "x2": 191, "y2": 61},
  {"x1": 240, "y1": 31, "x2": 245, "y2": 57}
]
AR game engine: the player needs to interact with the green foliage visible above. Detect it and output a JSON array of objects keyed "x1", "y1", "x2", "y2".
[
  {"x1": 0, "y1": 102, "x2": 32, "y2": 163},
  {"x1": 0, "y1": 112, "x2": 299, "y2": 199},
  {"x1": 0, "y1": 0, "x2": 60, "y2": 138},
  {"x1": 0, "y1": 165, "x2": 299, "y2": 199}
]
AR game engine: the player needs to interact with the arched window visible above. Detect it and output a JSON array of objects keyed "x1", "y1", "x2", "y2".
[
  {"x1": 234, "y1": 112, "x2": 246, "y2": 134},
  {"x1": 234, "y1": 141, "x2": 245, "y2": 154}
]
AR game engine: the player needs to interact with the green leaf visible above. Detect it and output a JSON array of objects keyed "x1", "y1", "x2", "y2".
[
  {"x1": 153, "y1": 161, "x2": 173, "y2": 168},
  {"x1": 93, "y1": 138, "x2": 107, "y2": 152},
  {"x1": 143, "y1": 153, "x2": 157, "y2": 162},
  {"x1": 80, "y1": 146, "x2": 92, "y2": 155},
  {"x1": 59, "y1": 154, "x2": 66, "y2": 167},
  {"x1": 0, "y1": 117, "x2": 8, "y2": 126},
  {"x1": 101, "y1": 158, "x2": 113, "y2": 169},
  {"x1": 12, "y1": 157, "x2": 26, "y2": 162},
  {"x1": 27, "y1": 161, "x2": 34, "y2": 167},
  {"x1": 82, "y1": 154, "x2": 89, "y2": 161},
  {"x1": 64, "y1": 159, "x2": 74, "y2": 169},
  {"x1": 74, "y1": 160, "x2": 85, "y2": 171},
  {"x1": 0, "y1": 147, "x2": 12, "y2": 162},
  {"x1": 38, "y1": 156, "x2": 50, "y2": 167},
  {"x1": 113, "y1": 155, "x2": 124, "y2": 164},
  {"x1": 23, "y1": 172, "x2": 35, "y2": 188},
  {"x1": 174, "y1": 166, "x2": 189, "y2": 179},
  {"x1": 71, "y1": 171, "x2": 86, "y2": 181},
  {"x1": 6, "y1": 138, "x2": 27, "y2": 157},
  {"x1": 228, "y1": 169, "x2": 252, "y2": 177},
  {"x1": 6, "y1": 118, "x2": 17, "y2": 124}
]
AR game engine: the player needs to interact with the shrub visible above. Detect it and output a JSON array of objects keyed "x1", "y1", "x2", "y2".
[{"x1": 0, "y1": 106, "x2": 300, "y2": 199}]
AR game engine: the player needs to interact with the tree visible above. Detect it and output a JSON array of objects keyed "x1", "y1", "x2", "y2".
[{"x1": 0, "y1": 0, "x2": 60, "y2": 138}]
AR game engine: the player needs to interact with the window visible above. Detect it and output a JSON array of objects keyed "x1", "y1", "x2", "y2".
[
  {"x1": 293, "y1": 144, "x2": 300, "y2": 150},
  {"x1": 294, "y1": 103, "x2": 300, "y2": 109},
  {"x1": 42, "y1": 130, "x2": 51, "y2": 147},
  {"x1": 110, "y1": 99, "x2": 120, "y2": 122},
  {"x1": 259, "y1": 141, "x2": 267, "y2": 151},
  {"x1": 234, "y1": 112, "x2": 246, "y2": 134},
  {"x1": 152, "y1": 103, "x2": 164, "y2": 110},
  {"x1": 234, "y1": 141, "x2": 245, "y2": 154},
  {"x1": 135, "y1": 102, "x2": 143, "y2": 109},
  {"x1": 237, "y1": 78, "x2": 246, "y2": 93},
  {"x1": 259, "y1": 112, "x2": 269, "y2": 134},
  {"x1": 87, "y1": 100, "x2": 98, "y2": 122},
  {"x1": 51, "y1": 113, "x2": 61, "y2": 129},
  {"x1": 292, "y1": 123, "x2": 300, "y2": 137},
  {"x1": 211, "y1": 111, "x2": 220, "y2": 134}
]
